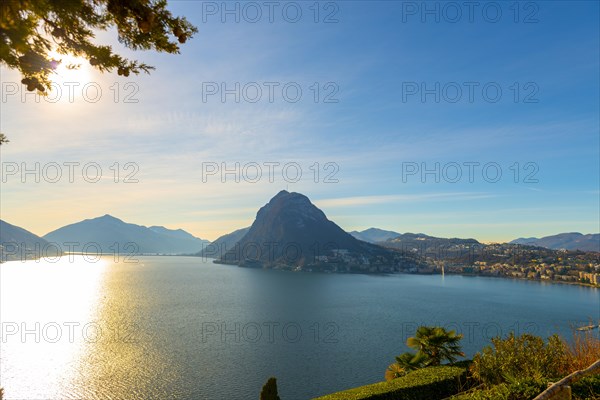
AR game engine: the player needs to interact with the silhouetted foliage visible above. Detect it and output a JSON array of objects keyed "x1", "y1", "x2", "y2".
[
  {"x1": 260, "y1": 377, "x2": 281, "y2": 400},
  {"x1": 0, "y1": 0, "x2": 197, "y2": 92}
]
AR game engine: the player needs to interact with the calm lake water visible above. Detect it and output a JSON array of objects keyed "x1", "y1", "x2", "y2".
[{"x1": 1, "y1": 256, "x2": 598, "y2": 399}]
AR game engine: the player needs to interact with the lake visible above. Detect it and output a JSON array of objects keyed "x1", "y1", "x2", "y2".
[{"x1": 1, "y1": 256, "x2": 598, "y2": 399}]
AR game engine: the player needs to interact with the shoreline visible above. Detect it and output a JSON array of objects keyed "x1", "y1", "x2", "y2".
[
  {"x1": 443, "y1": 270, "x2": 599, "y2": 289},
  {"x1": 209, "y1": 257, "x2": 599, "y2": 289},
  {"x1": 2, "y1": 253, "x2": 598, "y2": 289}
]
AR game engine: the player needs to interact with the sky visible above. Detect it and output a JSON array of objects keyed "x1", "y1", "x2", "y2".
[{"x1": 0, "y1": 0, "x2": 599, "y2": 242}]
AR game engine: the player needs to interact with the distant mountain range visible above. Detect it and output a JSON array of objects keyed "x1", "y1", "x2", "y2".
[
  {"x1": 3, "y1": 204, "x2": 598, "y2": 265},
  {"x1": 43, "y1": 214, "x2": 209, "y2": 255},
  {"x1": 351, "y1": 229, "x2": 600, "y2": 254},
  {"x1": 0, "y1": 219, "x2": 50, "y2": 262},
  {"x1": 197, "y1": 226, "x2": 250, "y2": 258},
  {"x1": 510, "y1": 233, "x2": 599, "y2": 252},
  {"x1": 349, "y1": 228, "x2": 401, "y2": 243},
  {"x1": 217, "y1": 190, "x2": 418, "y2": 271}
]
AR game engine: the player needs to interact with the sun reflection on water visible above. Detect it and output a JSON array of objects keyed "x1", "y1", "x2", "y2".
[{"x1": 0, "y1": 255, "x2": 108, "y2": 398}]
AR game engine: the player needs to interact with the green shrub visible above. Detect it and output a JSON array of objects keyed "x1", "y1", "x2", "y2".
[
  {"x1": 572, "y1": 374, "x2": 600, "y2": 400},
  {"x1": 450, "y1": 384, "x2": 510, "y2": 400},
  {"x1": 470, "y1": 333, "x2": 567, "y2": 385},
  {"x1": 451, "y1": 384, "x2": 523, "y2": 400},
  {"x1": 504, "y1": 378, "x2": 547, "y2": 399},
  {"x1": 313, "y1": 365, "x2": 468, "y2": 400},
  {"x1": 451, "y1": 373, "x2": 600, "y2": 400},
  {"x1": 450, "y1": 378, "x2": 546, "y2": 400}
]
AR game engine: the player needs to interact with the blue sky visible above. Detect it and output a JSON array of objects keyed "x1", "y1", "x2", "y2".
[{"x1": 0, "y1": 0, "x2": 598, "y2": 242}]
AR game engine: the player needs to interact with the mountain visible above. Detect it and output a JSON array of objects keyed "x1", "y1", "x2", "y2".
[
  {"x1": 218, "y1": 191, "x2": 420, "y2": 272},
  {"x1": 379, "y1": 233, "x2": 481, "y2": 260},
  {"x1": 349, "y1": 228, "x2": 401, "y2": 243},
  {"x1": 510, "y1": 233, "x2": 600, "y2": 252},
  {"x1": 0, "y1": 219, "x2": 51, "y2": 262},
  {"x1": 43, "y1": 215, "x2": 208, "y2": 255},
  {"x1": 149, "y1": 225, "x2": 206, "y2": 242},
  {"x1": 511, "y1": 237, "x2": 538, "y2": 244},
  {"x1": 382, "y1": 232, "x2": 480, "y2": 247},
  {"x1": 196, "y1": 226, "x2": 250, "y2": 258}
]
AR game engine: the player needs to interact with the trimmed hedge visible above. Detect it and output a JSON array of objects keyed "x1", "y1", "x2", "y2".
[{"x1": 313, "y1": 365, "x2": 468, "y2": 400}]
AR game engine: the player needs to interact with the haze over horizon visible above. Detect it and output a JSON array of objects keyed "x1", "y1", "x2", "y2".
[
  {"x1": 2, "y1": 196, "x2": 599, "y2": 245},
  {"x1": 1, "y1": 1, "x2": 598, "y2": 243}
]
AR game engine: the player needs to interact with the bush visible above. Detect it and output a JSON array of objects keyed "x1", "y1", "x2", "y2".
[
  {"x1": 563, "y1": 330, "x2": 600, "y2": 374},
  {"x1": 503, "y1": 377, "x2": 548, "y2": 399},
  {"x1": 450, "y1": 380, "x2": 546, "y2": 400},
  {"x1": 572, "y1": 374, "x2": 600, "y2": 400},
  {"x1": 260, "y1": 377, "x2": 281, "y2": 400},
  {"x1": 454, "y1": 331, "x2": 600, "y2": 400},
  {"x1": 313, "y1": 365, "x2": 468, "y2": 400},
  {"x1": 452, "y1": 376, "x2": 600, "y2": 400},
  {"x1": 470, "y1": 333, "x2": 567, "y2": 385}
]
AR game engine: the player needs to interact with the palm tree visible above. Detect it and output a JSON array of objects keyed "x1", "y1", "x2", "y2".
[
  {"x1": 407, "y1": 326, "x2": 465, "y2": 366},
  {"x1": 385, "y1": 351, "x2": 428, "y2": 381},
  {"x1": 385, "y1": 362, "x2": 406, "y2": 381},
  {"x1": 395, "y1": 351, "x2": 428, "y2": 371}
]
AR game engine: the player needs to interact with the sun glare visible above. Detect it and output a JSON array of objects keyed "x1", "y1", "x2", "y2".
[{"x1": 49, "y1": 50, "x2": 92, "y2": 84}]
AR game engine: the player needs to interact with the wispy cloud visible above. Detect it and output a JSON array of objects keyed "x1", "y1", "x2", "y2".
[{"x1": 315, "y1": 192, "x2": 496, "y2": 208}]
